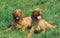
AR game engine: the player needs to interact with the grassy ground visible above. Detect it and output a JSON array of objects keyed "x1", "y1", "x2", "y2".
[{"x1": 0, "y1": 0, "x2": 60, "y2": 38}]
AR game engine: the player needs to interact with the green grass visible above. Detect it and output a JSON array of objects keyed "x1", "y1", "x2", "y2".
[{"x1": 0, "y1": 0, "x2": 60, "y2": 38}]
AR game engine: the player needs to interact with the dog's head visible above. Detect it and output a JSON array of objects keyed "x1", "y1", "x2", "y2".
[
  {"x1": 13, "y1": 9, "x2": 23, "y2": 22},
  {"x1": 31, "y1": 8, "x2": 43, "y2": 20}
]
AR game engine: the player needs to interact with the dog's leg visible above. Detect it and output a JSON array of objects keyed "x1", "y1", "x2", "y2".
[
  {"x1": 22, "y1": 25, "x2": 28, "y2": 32},
  {"x1": 26, "y1": 27, "x2": 34, "y2": 38},
  {"x1": 41, "y1": 28, "x2": 45, "y2": 33},
  {"x1": 16, "y1": 24, "x2": 22, "y2": 28},
  {"x1": 39, "y1": 21, "x2": 46, "y2": 33},
  {"x1": 4, "y1": 21, "x2": 15, "y2": 32},
  {"x1": 4, "y1": 24, "x2": 12, "y2": 32},
  {"x1": 36, "y1": 25, "x2": 41, "y2": 32},
  {"x1": 42, "y1": 19, "x2": 56, "y2": 29}
]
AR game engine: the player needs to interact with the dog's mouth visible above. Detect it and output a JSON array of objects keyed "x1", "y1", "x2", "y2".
[
  {"x1": 31, "y1": 13, "x2": 41, "y2": 20},
  {"x1": 15, "y1": 16, "x2": 20, "y2": 20},
  {"x1": 14, "y1": 16, "x2": 20, "y2": 22},
  {"x1": 13, "y1": 15, "x2": 20, "y2": 21},
  {"x1": 37, "y1": 16, "x2": 41, "y2": 20},
  {"x1": 13, "y1": 14, "x2": 20, "y2": 20}
]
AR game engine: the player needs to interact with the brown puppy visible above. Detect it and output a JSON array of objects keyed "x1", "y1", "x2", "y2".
[{"x1": 27, "y1": 8, "x2": 56, "y2": 38}]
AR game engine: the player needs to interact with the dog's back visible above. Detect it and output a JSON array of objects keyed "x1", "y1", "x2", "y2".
[{"x1": 23, "y1": 17, "x2": 32, "y2": 26}]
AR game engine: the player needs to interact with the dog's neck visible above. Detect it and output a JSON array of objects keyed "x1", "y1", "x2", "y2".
[
  {"x1": 18, "y1": 18, "x2": 23, "y2": 25},
  {"x1": 32, "y1": 19, "x2": 39, "y2": 23}
]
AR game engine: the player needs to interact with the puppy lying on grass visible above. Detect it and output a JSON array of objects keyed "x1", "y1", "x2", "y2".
[
  {"x1": 4, "y1": 9, "x2": 31, "y2": 32},
  {"x1": 27, "y1": 8, "x2": 56, "y2": 38}
]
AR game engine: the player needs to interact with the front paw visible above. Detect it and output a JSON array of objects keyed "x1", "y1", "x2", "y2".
[
  {"x1": 4, "y1": 29, "x2": 9, "y2": 32},
  {"x1": 22, "y1": 30, "x2": 25, "y2": 32},
  {"x1": 53, "y1": 26, "x2": 57, "y2": 29},
  {"x1": 4, "y1": 28, "x2": 11, "y2": 32}
]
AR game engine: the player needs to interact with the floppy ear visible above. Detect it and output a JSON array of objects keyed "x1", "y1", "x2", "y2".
[
  {"x1": 31, "y1": 10, "x2": 35, "y2": 19},
  {"x1": 21, "y1": 11, "x2": 24, "y2": 17},
  {"x1": 40, "y1": 10, "x2": 43, "y2": 19},
  {"x1": 39, "y1": 9, "x2": 43, "y2": 19},
  {"x1": 31, "y1": 10, "x2": 35, "y2": 15},
  {"x1": 20, "y1": 10, "x2": 24, "y2": 20}
]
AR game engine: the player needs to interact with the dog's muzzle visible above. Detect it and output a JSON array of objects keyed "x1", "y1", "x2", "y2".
[
  {"x1": 16, "y1": 16, "x2": 20, "y2": 20},
  {"x1": 14, "y1": 16, "x2": 20, "y2": 22}
]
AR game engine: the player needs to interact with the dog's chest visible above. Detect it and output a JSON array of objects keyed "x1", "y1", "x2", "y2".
[{"x1": 32, "y1": 20, "x2": 39, "y2": 28}]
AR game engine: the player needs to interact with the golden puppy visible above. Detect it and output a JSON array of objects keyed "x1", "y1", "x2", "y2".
[
  {"x1": 27, "y1": 8, "x2": 56, "y2": 38},
  {"x1": 4, "y1": 9, "x2": 32, "y2": 32}
]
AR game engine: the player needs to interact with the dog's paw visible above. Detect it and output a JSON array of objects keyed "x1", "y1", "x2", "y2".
[
  {"x1": 41, "y1": 30, "x2": 45, "y2": 34},
  {"x1": 4, "y1": 29, "x2": 8, "y2": 32},
  {"x1": 53, "y1": 26, "x2": 57, "y2": 29},
  {"x1": 26, "y1": 35, "x2": 31, "y2": 38},
  {"x1": 4, "y1": 28, "x2": 11, "y2": 32},
  {"x1": 22, "y1": 29, "x2": 25, "y2": 32}
]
